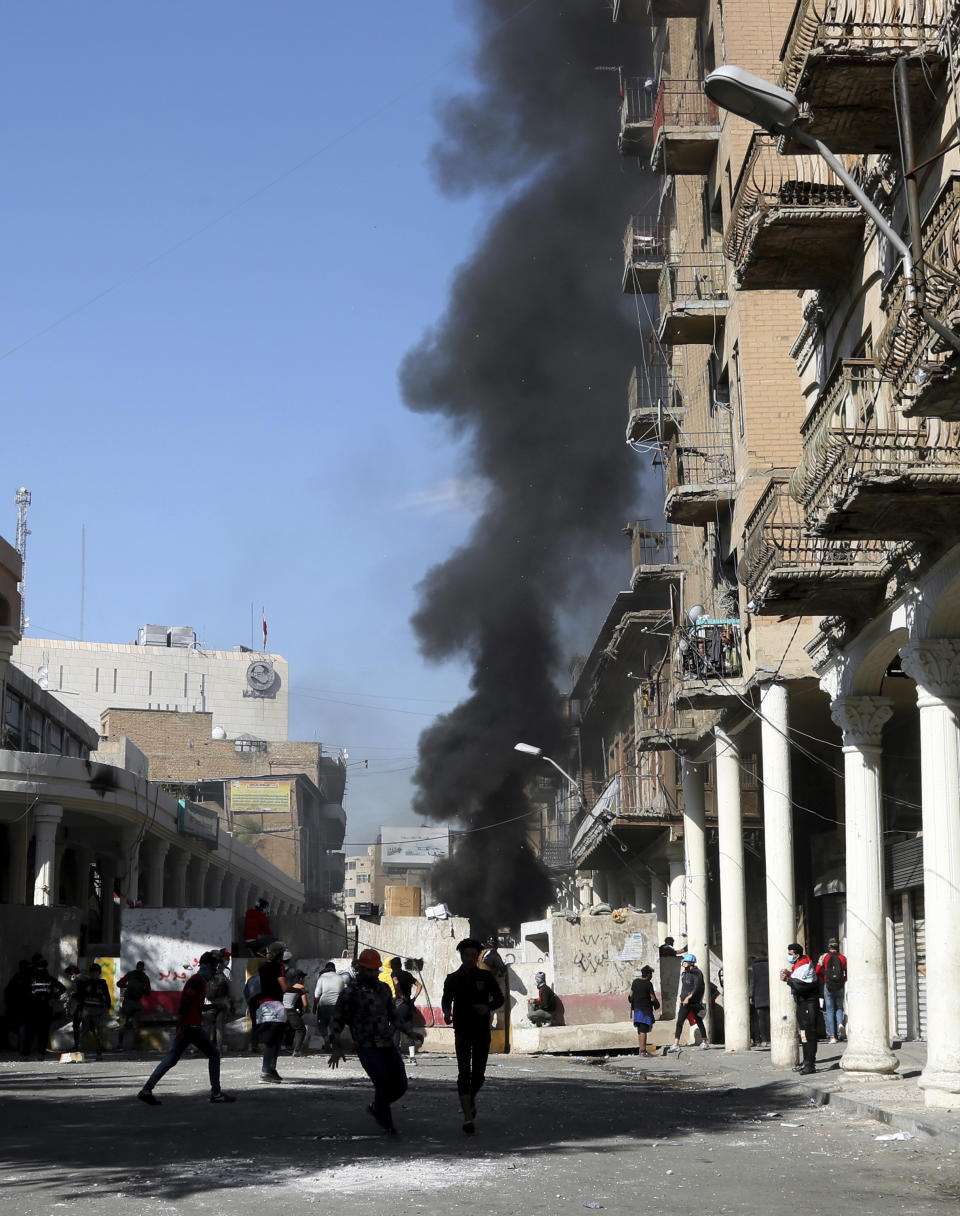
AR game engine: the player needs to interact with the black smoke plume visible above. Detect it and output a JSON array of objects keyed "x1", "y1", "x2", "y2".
[{"x1": 401, "y1": 0, "x2": 654, "y2": 933}]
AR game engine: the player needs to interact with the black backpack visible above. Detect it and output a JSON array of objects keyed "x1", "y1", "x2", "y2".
[{"x1": 824, "y1": 952, "x2": 845, "y2": 991}]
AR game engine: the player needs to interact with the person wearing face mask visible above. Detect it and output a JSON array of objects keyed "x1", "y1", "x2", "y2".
[
  {"x1": 328, "y1": 948, "x2": 407, "y2": 1135},
  {"x1": 136, "y1": 952, "x2": 236, "y2": 1106},
  {"x1": 780, "y1": 942, "x2": 819, "y2": 1075},
  {"x1": 664, "y1": 953, "x2": 707, "y2": 1054}
]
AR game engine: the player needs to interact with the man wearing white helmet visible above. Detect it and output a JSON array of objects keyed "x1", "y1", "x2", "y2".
[{"x1": 664, "y1": 952, "x2": 707, "y2": 1054}]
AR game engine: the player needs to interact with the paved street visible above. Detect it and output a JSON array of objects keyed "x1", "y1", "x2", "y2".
[{"x1": 1, "y1": 1051, "x2": 956, "y2": 1215}]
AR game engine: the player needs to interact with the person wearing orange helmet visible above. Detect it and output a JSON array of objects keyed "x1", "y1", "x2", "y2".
[{"x1": 328, "y1": 948, "x2": 407, "y2": 1134}]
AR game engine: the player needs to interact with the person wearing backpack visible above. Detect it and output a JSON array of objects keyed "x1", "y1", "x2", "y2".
[{"x1": 816, "y1": 938, "x2": 848, "y2": 1044}]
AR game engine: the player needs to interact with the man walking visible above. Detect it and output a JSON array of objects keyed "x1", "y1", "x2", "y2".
[
  {"x1": 117, "y1": 961, "x2": 151, "y2": 1051},
  {"x1": 816, "y1": 938, "x2": 847, "y2": 1043},
  {"x1": 328, "y1": 948, "x2": 407, "y2": 1135},
  {"x1": 137, "y1": 952, "x2": 235, "y2": 1106},
  {"x1": 80, "y1": 962, "x2": 112, "y2": 1060},
  {"x1": 781, "y1": 942, "x2": 819, "y2": 1075},
  {"x1": 664, "y1": 953, "x2": 707, "y2": 1054},
  {"x1": 441, "y1": 938, "x2": 504, "y2": 1134},
  {"x1": 313, "y1": 962, "x2": 346, "y2": 1051}
]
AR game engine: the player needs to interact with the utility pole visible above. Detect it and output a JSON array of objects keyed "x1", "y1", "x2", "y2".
[{"x1": 14, "y1": 487, "x2": 31, "y2": 634}]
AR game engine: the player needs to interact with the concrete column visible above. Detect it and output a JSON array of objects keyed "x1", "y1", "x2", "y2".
[
  {"x1": 32, "y1": 804, "x2": 63, "y2": 907},
  {"x1": 54, "y1": 839, "x2": 67, "y2": 906},
  {"x1": 205, "y1": 865, "x2": 225, "y2": 907},
  {"x1": 716, "y1": 726, "x2": 750, "y2": 1053},
  {"x1": 667, "y1": 848, "x2": 686, "y2": 942},
  {"x1": 830, "y1": 696, "x2": 899, "y2": 1074},
  {"x1": 187, "y1": 856, "x2": 209, "y2": 906},
  {"x1": 651, "y1": 866, "x2": 669, "y2": 944},
  {"x1": 168, "y1": 849, "x2": 189, "y2": 907},
  {"x1": 900, "y1": 640, "x2": 960, "y2": 1107},
  {"x1": 98, "y1": 858, "x2": 118, "y2": 944},
  {"x1": 73, "y1": 846, "x2": 95, "y2": 913},
  {"x1": 120, "y1": 829, "x2": 142, "y2": 906},
  {"x1": 760, "y1": 680, "x2": 798, "y2": 1068},
  {"x1": 682, "y1": 760, "x2": 710, "y2": 1036},
  {"x1": 633, "y1": 873, "x2": 652, "y2": 912},
  {"x1": 144, "y1": 839, "x2": 169, "y2": 907},
  {"x1": 8, "y1": 816, "x2": 30, "y2": 904}
]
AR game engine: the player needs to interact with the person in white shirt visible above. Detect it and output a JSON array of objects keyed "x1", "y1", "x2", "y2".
[{"x1": 313, "y1": 962, "x2": 346, "y2": 1050}]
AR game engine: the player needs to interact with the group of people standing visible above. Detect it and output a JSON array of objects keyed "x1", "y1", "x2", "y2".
[{"x1": 3, "y1": 956, "x2": 115, "y2": 1060}]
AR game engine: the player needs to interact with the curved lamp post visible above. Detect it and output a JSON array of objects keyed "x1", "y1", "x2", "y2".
[
  {"x1": 703, "y1": 66, "x2": 960, "y2": 358},
  {"x1": 513, "y1": 742, "x2": 585, "y2": 808}
]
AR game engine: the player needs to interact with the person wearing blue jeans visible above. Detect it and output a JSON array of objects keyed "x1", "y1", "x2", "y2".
[
  {"x1": 137, "y1": 953, "x2": 234, "y2": 1106},
  {"x1": 816, "y1": 940, "x2": 848, "y2": 1043},
  {"x1": 328, "y1": 948, "x2": 407, "y2": 1134}
]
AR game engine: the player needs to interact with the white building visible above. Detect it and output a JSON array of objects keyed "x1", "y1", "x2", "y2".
[{"x1": 14, "y1": 627, "x2": 289, "y2": 742}]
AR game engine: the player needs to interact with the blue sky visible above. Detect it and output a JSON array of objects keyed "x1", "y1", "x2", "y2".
[{"x1": 1, "y1": 3, "x2": 500, "y2": 847}]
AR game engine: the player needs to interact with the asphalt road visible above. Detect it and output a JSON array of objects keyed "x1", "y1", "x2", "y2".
[{"x1": 0, "y1": 1051, "x2": 956, "y2": 1215}]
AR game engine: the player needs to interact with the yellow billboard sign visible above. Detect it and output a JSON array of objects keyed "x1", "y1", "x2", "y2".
[{"x1": 230, "y1": 779, "x2": 291, "y2": 814}]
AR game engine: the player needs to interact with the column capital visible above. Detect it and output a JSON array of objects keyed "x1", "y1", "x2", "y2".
[
  {"x1": 33, "y1": 802, "x2": 63, "y2": 827},
  {"x1": 900, "y1": 639, "x2": 960, "y2": 702},
  {"x1": 829, "y1": 696, "x2": 894, "y2": 749}
]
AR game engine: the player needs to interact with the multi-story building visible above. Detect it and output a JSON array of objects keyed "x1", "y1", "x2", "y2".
[
  {"x1": 13, "y1": 629, "x2": 290, "y2": 741},
  {"x1": 342, "y1": 827, "x2": 448, "y2": 924},
  {"x1": 564, "y1": 0, "x2": 960, "y2": 1109},
  {"x1": 97, "y1": 708, "x2": 346, "y2": 910},
  {"x1": 0, "y1": 545, "x2": 304, "y2": 977}
]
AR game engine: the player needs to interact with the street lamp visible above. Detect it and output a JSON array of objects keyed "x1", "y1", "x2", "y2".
[
  {"x1": 513, "y1": 742, "x2": 584, "y2": 808},
  {"x1": 703, "y1": 66, "x2": 960, "y2": 359}
]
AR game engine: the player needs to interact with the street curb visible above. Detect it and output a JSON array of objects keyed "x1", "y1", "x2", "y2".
[{"x1": 798, "y1": 1082, "x2": 960, "y2": 1146}]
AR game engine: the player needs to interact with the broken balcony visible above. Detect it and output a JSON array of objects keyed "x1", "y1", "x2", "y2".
[
  {"x1": 779, "y1": 0, "x2": 945, "y2": 153},
  {"x1": 725, "y1": 132, "x2": 865, "y2": 289},
  {"x1": 625, "y1": 360, "x2": 683, "y2": 443},
  {"x1": 740, "y1": 476, "x2": 901, "y2": 616},
  {"x1": 622, "y1": 215, "x2": 668, "y2": 292},
  {"x1": 878, "y1": 173, "x2": 960, "y2": 419},
  {"x1": 789, "y1": 359, "x2": 960, "y2": 539},
  {"x1": 650, "y1": 81, "x2": 720, "y2": 174},
  {"x1": 657, "y1": 252, "x2": 728, "y2": 346},
  {"x1": 619, "y1": 79, "x2": 657, "y2": 156},
  {"x1": 624, "y1": 521, "x2": 683, "y2": 590},
  {"x1": 663, "y1": 426, "x2": 735, "y2": 524},
  {"x1": 568, "y1": 769, "x2": 677, "y2": 870}
]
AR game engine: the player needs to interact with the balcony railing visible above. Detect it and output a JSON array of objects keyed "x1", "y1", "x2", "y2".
[
  {"x1": 779, "y1": 0, "x2": 945, "y2": 152},
  {"x1": 741, "y1": 477, "x2": 900, "y2": 615},
  {"x1": 663, "y1": 426, "x2": 735, "y2": 523},
  {"x1": 879, "y1": 173, "x2": 960, "y2": 419},
  {"x1": 626, "y1": 361, "x2": 679, "y2": 443},
  {"x1": 619, "y1": 78, "x2": 657, "y2": 156},
  {"x1": 658, "y1": 251, "x2": 728, "y2": 345},
  {"x1": 725, "y1": 132, "x2": 864, "y2": 289},
  {"x1": 622, "y1": 215, "x2": 669, "y2": 293},
  {"x1": 651, "y1": 82, "x2": 719, "y2": 174},
  {"x1": 625, "y1": 522, "x2": 682, "y2": 587},
  {"x1": 678, "y1": 619, "x2": 743, "y2": 682},
  {"x1": 790, "y1": 359, "x2": 960, "y2": 538}
]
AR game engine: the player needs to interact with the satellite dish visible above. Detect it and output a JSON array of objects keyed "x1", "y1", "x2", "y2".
[
  {"x1": 212, "y1": 725, "x2": 227, "y2": 740},
  {"x1": 687, "y1": 604, "x2": 706, "y2": 624}
]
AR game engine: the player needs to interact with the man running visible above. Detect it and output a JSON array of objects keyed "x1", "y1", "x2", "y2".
[
  {"x1": 441, "y1": 938, "x2": 504, "y2": 1135},
  {"x1": 328, "y1": 948, "x2": 407, "y2": 1135},
  {"x1": 137, "y1": 952, "x2": 235, "y2": 1106}
]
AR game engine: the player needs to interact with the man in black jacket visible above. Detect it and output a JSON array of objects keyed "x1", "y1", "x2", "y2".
[
  {"x1": 665, "y1": 953, "x2": 707, "y2": 1054},
  {"x1": 441, "y1": 938, "x2": 504, "y2": 1134},
  {"x1": 781, "y1": 942, "x2": 819, "y2": 1075},
  {"x1": 749, "y1": 953, "x2": 770, "y2": 1048}
]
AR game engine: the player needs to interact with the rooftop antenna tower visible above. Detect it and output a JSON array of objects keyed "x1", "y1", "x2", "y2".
[{"x1": 14, "y1": 487, "x2": 31, "y2": 634}]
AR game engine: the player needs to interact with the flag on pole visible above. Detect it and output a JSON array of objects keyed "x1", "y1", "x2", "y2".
[{"x1": 262, "y1": 607, "x2": 268, "y2": 650}]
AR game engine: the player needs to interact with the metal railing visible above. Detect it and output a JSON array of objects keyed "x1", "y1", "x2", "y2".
[
  {"x1": 780, "y1": 0, "x2": 946, "y2": 93},
  {"x1": 652, "y1": 81, "x2": 719, "y2": 144},
  {"x1": 627, "y1": 521, "x2": 681, "y2": 568},
  {"x1": 621, "y1": 77, "x2": 657, "y2": 127},
  {"x1": 665, "y1": 428, "x2": 735, "y2": 493},
  {"x1": 658, "y1": 251, "x2": 727, "y2": 315},
  {"x1": 627, "y1": 360, "x2": 672, "y2": 417},
  {"x1": 741, "y1": 477, "x2": 897, "y2": 598},
  {"x1": 879, "y1": 173, "x2": 960, "y2": 398},
  {"x1": 678, "y1": 619, "x2": 743, "y2": 681},
  {"x1": 724, "y1": 132, "x2": 861, "y2": 265},
  {"x1": 790, "y1": 359, "x2": 960, "y2": 514},
  {"x1": 623, "y1": 215, "x2": 670, "y2": 267}
]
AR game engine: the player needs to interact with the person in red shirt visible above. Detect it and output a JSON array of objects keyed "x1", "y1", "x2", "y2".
[
  {"x1": 243, "y1": 899, "x2": 277, "y2": 955},
  {"x1": 816, "y1": 938, "x2": 848, "y2": 1043},
  {"x1": 136, "y1": 952, "x2": 236, "y2": 1106}
]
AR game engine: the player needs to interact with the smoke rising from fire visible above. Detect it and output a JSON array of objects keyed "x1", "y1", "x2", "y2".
[{"x1": 400, "y1": 0, "x2": 653, "y2": 931}]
